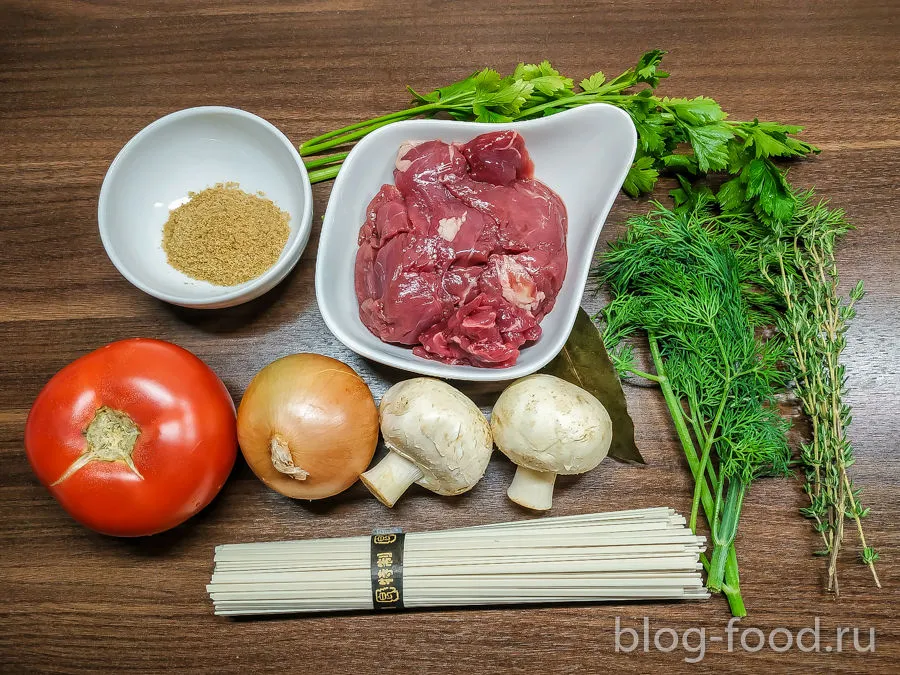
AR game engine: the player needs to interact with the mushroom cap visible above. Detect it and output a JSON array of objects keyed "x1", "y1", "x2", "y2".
[
  {"x1": 379, "y1": 378, "x2": 493, "y2": 495},
  {"x1": 491, "y1": 374, "x2": 612, "y2": 475}
]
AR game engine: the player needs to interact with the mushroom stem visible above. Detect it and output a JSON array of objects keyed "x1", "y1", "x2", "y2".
[
  {"x1": 507, "y1": 466, "x2": 557, "y2": 511},
  {"x1": 359, "y1": 450, "x2": 424, "y2": 507}
]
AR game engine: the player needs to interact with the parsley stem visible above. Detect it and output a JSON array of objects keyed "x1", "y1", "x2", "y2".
[
  {"x1": 300, "y1": 116, "x2": 420, "y2": 155},
  {"x1": 307, "y1": 164, "x2": 342, "y2": 184},
  {"x1": 303, "y1": 151, "x2": 349, "y2": 170},
  {"x1": 513, "y1": 93, "x2": 594, "y2": 118},
  {"x1": 299, "y1": 103, "x2": 441, "y2": 153}
]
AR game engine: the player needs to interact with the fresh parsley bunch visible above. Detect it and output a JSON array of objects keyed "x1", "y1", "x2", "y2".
[{"x1": 299, "y1": 50, "x2": 817, "y2": 224}]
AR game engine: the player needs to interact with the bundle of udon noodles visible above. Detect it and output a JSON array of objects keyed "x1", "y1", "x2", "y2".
[{"x1": 208, "y1": 508, "x2": 708, "y2": 616}]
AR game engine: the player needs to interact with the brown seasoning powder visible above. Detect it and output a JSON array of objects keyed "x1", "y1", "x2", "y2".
[{"x1": 162, "y1": 182, "x2": 290, "y2": 286}]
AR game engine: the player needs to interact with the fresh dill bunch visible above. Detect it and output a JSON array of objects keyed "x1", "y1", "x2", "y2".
[
  {"x1": 596, "y1": 201, "x2": 792, "y2": 616},
  {"x1": 601, "y1": 202, "x2": 792, "y2": 482}
]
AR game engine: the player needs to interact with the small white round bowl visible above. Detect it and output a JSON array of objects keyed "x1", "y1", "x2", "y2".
[{"x1": 98, "y1": 106, "x2": 312, "y2": 309}]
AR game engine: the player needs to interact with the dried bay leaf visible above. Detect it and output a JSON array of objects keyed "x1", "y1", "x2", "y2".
[{"x1": 540, "y1": 307, "x2": 645, "y2": 464}]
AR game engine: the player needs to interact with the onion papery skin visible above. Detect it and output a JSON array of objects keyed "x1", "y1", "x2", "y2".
[{"x1": 237, "y1": 354, "x2": 379, "y2": 500}]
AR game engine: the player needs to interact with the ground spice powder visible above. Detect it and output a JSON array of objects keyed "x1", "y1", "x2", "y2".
[{"x1": 162, "y1": 182, "x2": 290, "y2": 286}]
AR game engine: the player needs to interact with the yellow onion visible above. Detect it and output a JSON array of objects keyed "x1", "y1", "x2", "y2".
[{"x1": 237, "y1": 353, "x2": 378, "y2": 499}]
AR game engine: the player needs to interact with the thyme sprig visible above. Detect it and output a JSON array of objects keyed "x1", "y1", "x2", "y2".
[{"x1": 709, "y1": 192, "x2": 882, "y2": 592}]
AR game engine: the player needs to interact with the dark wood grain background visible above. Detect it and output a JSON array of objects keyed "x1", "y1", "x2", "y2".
[{"x1": 1, "y1": 1, "x2": 897, "y2": 673}]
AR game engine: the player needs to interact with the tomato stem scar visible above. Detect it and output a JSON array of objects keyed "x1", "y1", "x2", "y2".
[{"x1": 51, "y1": 406, "x2": 143, "y2": 485}]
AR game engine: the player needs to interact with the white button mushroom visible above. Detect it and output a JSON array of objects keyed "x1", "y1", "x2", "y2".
[
  {"x1": 491, "y1": 374, "x2": 612, "y2": 511},
  {"x1": 360, "y1": 378, "x2": 493, "y2": 507}
]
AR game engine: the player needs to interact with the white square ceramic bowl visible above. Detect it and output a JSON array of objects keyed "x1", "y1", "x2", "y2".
[
  {"x1": 315, "y1": 104, "x2": 637, "y2": 381},
  {"x1": 98, "y1": 107, "x2": 313, "y2": 309}
]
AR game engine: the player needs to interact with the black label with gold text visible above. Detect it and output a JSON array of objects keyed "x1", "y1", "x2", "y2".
[{"x1": 370, "y1": 529, "x2": 405, "y2": 610}]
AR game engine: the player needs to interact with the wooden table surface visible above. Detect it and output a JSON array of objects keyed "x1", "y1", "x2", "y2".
[{"x1": 1, "y1": 1, "x2": 897, "y2": 673}]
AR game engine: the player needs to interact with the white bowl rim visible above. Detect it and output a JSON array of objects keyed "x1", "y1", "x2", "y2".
[
  {"x1": 97, "y1": 105, "x2": 313, "y2": 307},
  {"x1": 315, "y1": 103, "x2": 636, "y2": 381}
]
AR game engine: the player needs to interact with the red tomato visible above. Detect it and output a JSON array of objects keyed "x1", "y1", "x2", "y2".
[{"x1": 25, "y1": 338, "x2": 237, "y2": 537}]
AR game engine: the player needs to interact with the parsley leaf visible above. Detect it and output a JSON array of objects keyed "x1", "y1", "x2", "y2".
[
  {"x1": 737, "y1": 120, "x2": 820, "y2": 159},
  {"x1": 580, "y1": 71, "x2": 606, "y2": 93},
  {"x1": 632, "y1": 113, "x2": 668, "y2": 154},
  {"x1": 662, "y1": 153, "x2": 700, "y2": 174},
  {"x1": 686, "y1": 123, "x2": 733, "y2": 172},
  {"x1": 472, "y1": 104, "x2": 512, "y2": 123},
  {"x1": 634, "y1": 49, "x2": 669, "y2": 86},
  {"x1": 670, "y1": 175, "x2": 713, "y2": 208},
  {"x1": 716, "y1": 178, "x2": 747, "y2": 213},
  {"x1": 623, "y1": 155, "x2": 659, "y2": 197},
  {"x1": 726, "y1": 142, "x2": 752, "y2": 174},
  {"x1": 474, "y1": 77, "x2": 534, "y2": 114},
  {"x1": 742, "y1": 158, "x2": 795, "y2": 222},
  {"x1": 416, "y1": 70, "x2": 485, "y2": 104},
  {"x1": 514, "y1": 60, "x2": 573, "y2": 96},
  {"x1": 664, "y1": 96, "x2": 727, "y2": 125},
  {"x1": 472, "y1": 68, "x2": 503, "y2": 94}
]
